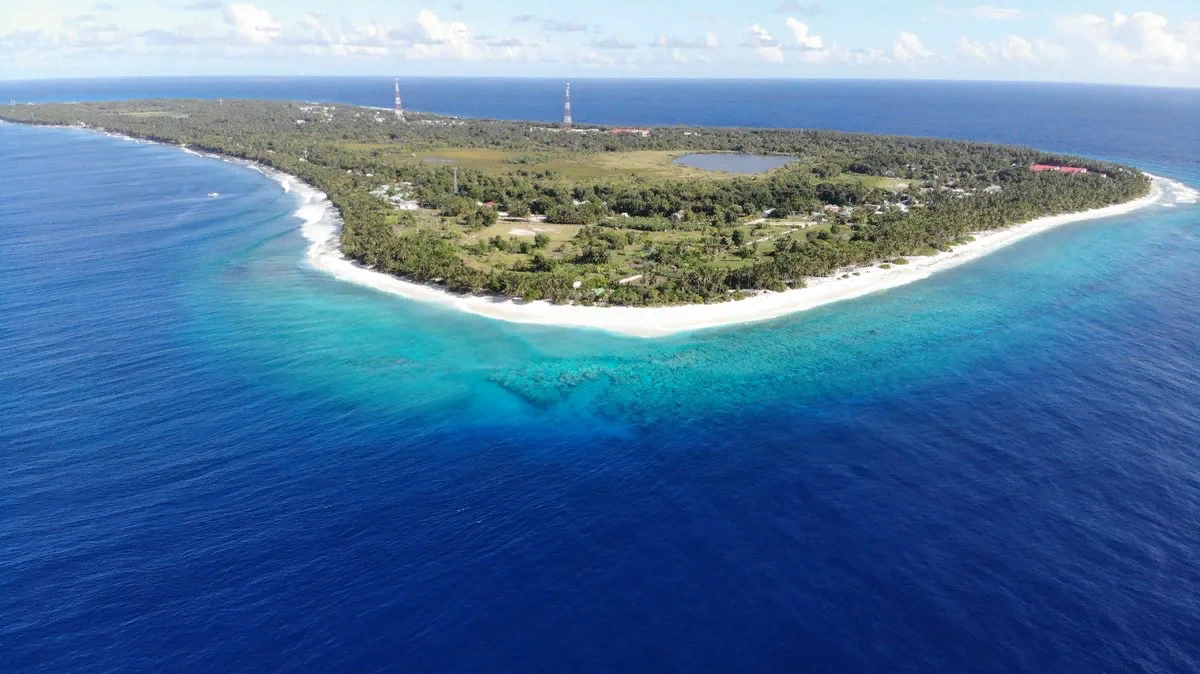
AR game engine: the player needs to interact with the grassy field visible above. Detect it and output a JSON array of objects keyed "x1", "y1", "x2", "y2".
[
  {"x1": 344, "y1": 143, "x2": 909, "y2": 191},
  {"x1": 342, "y1": 145, "x2": 788, "y2": 181}
]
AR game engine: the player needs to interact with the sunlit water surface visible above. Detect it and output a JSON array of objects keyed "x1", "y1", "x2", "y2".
[{"x1": 1, "y1": 80, "x2": 1199, "y2": 673}]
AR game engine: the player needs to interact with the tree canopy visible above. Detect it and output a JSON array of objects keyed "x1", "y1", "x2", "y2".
[{"x1": 1, "y1": 99, "x2": 1151, "y2": 307}]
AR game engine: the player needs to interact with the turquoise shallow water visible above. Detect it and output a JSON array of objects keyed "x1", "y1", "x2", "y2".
[
  {"x1": 193, "y1": 165, "x2": 1197, "y2": 428},
  {"x1": 2, "y1": 80, "x2": 1200, "y2": 673}
]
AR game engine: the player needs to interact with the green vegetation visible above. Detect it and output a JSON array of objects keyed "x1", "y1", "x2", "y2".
[{"x1": 1, "y1": 99, "x2": 1151, "y2": 307}]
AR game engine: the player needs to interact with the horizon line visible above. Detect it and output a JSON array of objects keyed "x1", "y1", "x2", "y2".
[{"x1": 1, "y1": 74, "x2": 1197, "y2": 91}]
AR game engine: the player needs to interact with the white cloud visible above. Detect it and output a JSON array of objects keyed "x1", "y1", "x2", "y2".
[
  {"x1": 939, "y1": 5, "x2": 1025, "y2": 21},
  {"x1": 956, "y1": 34, "x2": 1066, "y2": 63},
  {"x1": 292, "y1": 14, "x2": 387, "y2": 57},
  {"x1": 651, "y1": 32, "x2": 721, "y2": 50},
  {"x1": 542, "y1": 19, "x2": 587, "y2": 33},
  {"x1": 403, "y1": 9, "x2": 473, "y2": 59},
  {"x1": 591, "y1": 36, "x2": 635, "y2": 49},
  {"x1": 745, "y1": 24, "x2": 783, "y2": 62},
  {"x1": 382, "y1": 10, "x2": 540, "y2": 62},
  {"x1": 782, "y1": 18, "x2": 830, "y2": 62},
  {"x1": 956, "y1": 37, "x2": 990, "y2": 61},
  {"x1": 892, "y1": 32, "x2": 933, "y2": 62},
  {"x1": 785, "y1": 18, "x2": 823, "y2": 49},
  {"x1": 225, "y1": 4, "x2": 281, "y2": 45},
  {"x1": 1056, "y1": 11, "x2": 1196, "y2": 71},
  {"x1": 847, "y1": 47, "x2": 890, "y2": 65},
  {"x1": 996, "y1": 34, "x2": 1034, "y2": 61}
]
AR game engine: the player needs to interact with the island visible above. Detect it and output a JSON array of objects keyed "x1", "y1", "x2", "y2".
[{"x1": 1, "y1": 99, "x2": 1153, "y2": 318}]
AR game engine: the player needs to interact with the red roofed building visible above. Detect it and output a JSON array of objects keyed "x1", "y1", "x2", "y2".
[{"x1": 1031, "y1": 164, "x2": 1089, "y2": 174}]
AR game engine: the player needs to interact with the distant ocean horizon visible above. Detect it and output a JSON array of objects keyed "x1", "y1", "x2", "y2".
[
  {"x1": 2, "y1": 78, "x2": 1199, "y2": 672},
  {"x1": 4, "y1": 76, "x2": 1200, "y2": 162}
]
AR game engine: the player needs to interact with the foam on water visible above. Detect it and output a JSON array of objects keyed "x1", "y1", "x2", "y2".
[{"x1": 1166, "y1": 177, "x2": 1199, "y2": 204}]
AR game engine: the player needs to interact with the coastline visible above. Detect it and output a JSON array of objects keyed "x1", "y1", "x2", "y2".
[
  {"x1": 3, "y1": 118, "x2": 1183, "y2": 338},
  {"x1": 296, "y1": 173, "x2": 1176, "y2": 338}
]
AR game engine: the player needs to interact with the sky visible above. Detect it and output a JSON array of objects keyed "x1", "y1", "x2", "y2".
[{"x1": 1, "y1": 1, "x2": 1198, "y2": 86}]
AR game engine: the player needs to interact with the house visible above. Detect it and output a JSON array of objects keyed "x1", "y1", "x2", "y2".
[{"x1": 608, "y1": 128, "x2": 652, "y2": 137}]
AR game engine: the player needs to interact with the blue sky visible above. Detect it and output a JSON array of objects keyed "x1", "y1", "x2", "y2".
[{"x1": 1, "y1": 1, "x2": 1197, "y2": 85}]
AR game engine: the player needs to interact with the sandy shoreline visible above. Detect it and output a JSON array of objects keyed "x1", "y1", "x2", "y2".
[
  {"x1": 6, "y1": 119, "x2": 1187, "y2": 338},
  {"x1": 296, "y1": 173, "x2": 1180, "y2": 338}
]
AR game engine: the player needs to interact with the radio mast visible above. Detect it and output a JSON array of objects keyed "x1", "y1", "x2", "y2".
[
  {"x1": 562, "y1": 82, "x2": 572, "y2": 128},
  {"x1": 394, "y1": 78, "x2": 405, "y2": 122}
]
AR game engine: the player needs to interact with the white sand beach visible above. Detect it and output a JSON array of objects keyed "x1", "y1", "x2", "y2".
[
  {"x1": 291, "y1": 173, "x2": 1186, "y2": 338},
  {"x1": 56, "y1": 124, "x2": 1182, "y2": 339}
]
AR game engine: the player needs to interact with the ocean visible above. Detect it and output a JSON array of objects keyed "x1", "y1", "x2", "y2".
[{"x1": 1, "y1": 78, "x2": 1199, "y2": 673}]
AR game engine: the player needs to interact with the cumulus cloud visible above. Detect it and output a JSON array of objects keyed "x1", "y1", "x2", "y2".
[
  {"x1": 939, "y1": 5, "x2": 1025, "y2": 20},
  {"x1": 892, "y1": 32, "x2": 933, "y2": 61},
  {"x1": 291, "y1": 13, "x2": 387, "y2": 57},
  {"x1": 1056, "y1": 11, "x2": 1197, "y2": 71},
  {"x1": 651, "y1": 32, "x2": 720, "y2": 50},
  {"x1": 398, "y1": 9, "x2": 473, "y2": 58},
  {"x1": 590, "y1": 36, "x2": 635, "y2": 49},
  {"x1": 511, "y1": 14, "x2": 533, "y2": 23},
  {"x1": 745, "y1": 24, "x2": 783, "y2": 62},
  {"x1": 0, "y1": 14, "x2": 131, "y2": 55},
  {"x1": 785, "y1": 18, "x2": 823, "y2": 49},
  {"x1": 956, "y1": 37, "x2": 990, "y2": 60},
  {"x1": 996, "y1": 34, "x2": 1035, "y2": 61},
  {"x1": 94, "y1": 2, "x2": 119, "y2": 10},
  {"x1": 847, "y1": 47, "x2": 890, "y2": 65},
  {"x1": 957, "y1": 35, "x2": 1067, "y2": 63},
  {"x1": 225, "y1": 4, "x2": 281, "y2": 44},
  {"x1": 384, "y1": 10, "x2": 539, "y2": 62},
  {"x1": 782, "y1": 18, "x2": 832, "y2": 62}
]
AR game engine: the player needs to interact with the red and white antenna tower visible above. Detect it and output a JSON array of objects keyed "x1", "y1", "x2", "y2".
[
  {"x1": 394, "y1": 78, "x2": 405, "y2": 122},
  {"x1": 562, "y1": 82, "x2": 572, "y2": 128}
]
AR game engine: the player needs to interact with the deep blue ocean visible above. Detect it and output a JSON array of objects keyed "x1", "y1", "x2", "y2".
[{"x1": 2, "y1": 78, "x2": 1199, "y2": 673}]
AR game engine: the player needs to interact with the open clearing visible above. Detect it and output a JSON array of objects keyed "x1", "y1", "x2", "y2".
[
  {"x1": 343, "y1": 146, "x2": 781, "y2": 181},
  {"x1": 344, "y1": 144, "x2": 907, "y2": 189}
]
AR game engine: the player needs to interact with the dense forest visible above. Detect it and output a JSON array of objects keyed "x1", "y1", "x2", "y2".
[{"x1": 1, "y1": 99, "x2": 1151, "y2": 306}]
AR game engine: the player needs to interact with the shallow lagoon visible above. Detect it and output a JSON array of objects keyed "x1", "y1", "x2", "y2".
[{"x1": 673, "y1": 152, "x2": 798, "y2": 173}]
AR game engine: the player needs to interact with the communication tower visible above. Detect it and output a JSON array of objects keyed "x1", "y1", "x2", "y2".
[
  {"x1": 562, "y1": 82, "x2": 572, "y2": 128},
  {"x1": 394, "y1": 78, "x2": 405, "y2": 122}
]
